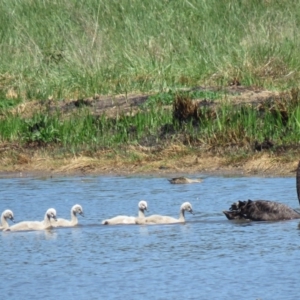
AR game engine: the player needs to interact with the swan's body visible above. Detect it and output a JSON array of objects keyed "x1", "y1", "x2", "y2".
[
  {"x1": 102, "y1": 200, "x2": 148, "y2": 225},
  {"x1": 223, "y1": 199, "x2": 300, "y2": 221},
  {"x1": 223, "y1": 161, "x2": 300, "y2": 221},
  {"x1": 5, "y1": 208, "x2": 57, "y2": 231},
  {"x1": 0, "y1": 210, "x2": 14, "y2": 231},
  {"x1": 52, "y1": 204, "x2": 84, "y2": 227},
  {"x1": 168, "y1": 177, "x2": 202, "y2": 184},
  {"x1": 136, "y1": 202, "x2": 193, "y2": 225}
]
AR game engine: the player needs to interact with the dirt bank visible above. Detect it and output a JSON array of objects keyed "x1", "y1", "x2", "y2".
[{"x1": 0, "y1": 147, "x2": 299, "y2": 178}]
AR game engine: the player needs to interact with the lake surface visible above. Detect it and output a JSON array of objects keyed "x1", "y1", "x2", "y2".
[{"x1": 1, "y1": 173, "x2": 300, "y2": 299}]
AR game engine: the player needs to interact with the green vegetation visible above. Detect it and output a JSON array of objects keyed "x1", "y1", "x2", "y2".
[
  {"x1": 143, "y1": 89, "x2": 221, "y2": 108},
  {"x1": 0, "y1": 105, "x2": 172, "y2": 150},
  {"x1": 1, "y1": 0, "x2": 300, "y2": 100},
  {"x1": 1, "y1": 1, "x2": 300, "y2": 161},
  {"x1": 0, "y1": 90, "x2": 300, "y2": 157}
]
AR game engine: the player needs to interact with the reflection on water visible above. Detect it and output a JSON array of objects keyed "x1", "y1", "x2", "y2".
[
  {"x1": 2, "y1": 228, "x2": 58, "y2": 241},
  {"x1": 0, "y1": 174, "x2": 299, "y2": 299}
]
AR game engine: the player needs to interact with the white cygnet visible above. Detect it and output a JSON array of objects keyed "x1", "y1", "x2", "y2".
[
  {"x1": 5, "y1": 208, "x2": 57, "y2": 232},
  {"x1": 52, "y1": 204, "x2": 84, "y2": 227},
  {"x1": 136, "y1": 202, "x2": 193, "y2": 225},
  {"x1": 0, "y1": 209, "x2": 15, "y2": 231},
  {"x1": 102, "y1": 200, "x2": 148, "y2": 225}
]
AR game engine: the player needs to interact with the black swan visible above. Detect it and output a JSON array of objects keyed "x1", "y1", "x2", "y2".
[{"x1": 223, "y1": 161, "x2": 300, "y2": 221}]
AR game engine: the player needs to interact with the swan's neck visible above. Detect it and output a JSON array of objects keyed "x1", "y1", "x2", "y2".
[
  {"x1": 178, "y1": 209, "x2": 185, "y2": 222},
  {"x1": 1, "y1": 214, "x2": 9, "y2": 229},
  {"x1": 43, "y1": 213, "x2": 52, "y2": 228},
  {"x1": 138, "y1": 209, "x2": 145, "y2": 218},
  {"x1": 71, "y1": 210, "x2": 78, "y2": 224}
]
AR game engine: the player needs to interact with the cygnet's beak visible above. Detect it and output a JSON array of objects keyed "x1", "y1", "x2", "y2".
[
  {"x1": 189, "y1": 209, "x2": 194, "y2": 215},
  {"x1": 53, "y1": 215, "x2": 57, "y2": 221},
  {"x1": 80, "y1": 212, "x2": 85, "y2": 217}
]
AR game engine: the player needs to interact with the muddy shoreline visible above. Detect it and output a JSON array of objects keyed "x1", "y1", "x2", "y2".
[{"x1": 0, "y1": 152, "x2": 298, "y2": 178}]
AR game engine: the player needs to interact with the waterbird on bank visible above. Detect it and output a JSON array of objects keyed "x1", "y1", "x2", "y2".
[
  {"x1": 135, "y1": 202, "x2": 194, "y2": 225},
  {"x1": 5, "y1": 208, "x2": 57, "y2": 231},
  {"x1": 223, "y1": 161, "x2": 300, "y2": 221},
  {"x1": 102, "y1": 200, "x2": 148, "y2": 225},
  {"x1": 0, "y1": 209, "x2": 15, "y2": 231},
  {"x1": 52, "y1": 204, "x2": 84, "y2": 227},
  {"x1": 168, "y1": 177, "x2": 203, "y2": 184}
]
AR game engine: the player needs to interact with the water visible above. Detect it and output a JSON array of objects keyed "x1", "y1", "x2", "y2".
[{"x1": 1, "y1": 174, "x2": 300, "y2": 299}]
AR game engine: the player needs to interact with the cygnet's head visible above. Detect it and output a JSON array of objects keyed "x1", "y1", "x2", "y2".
[
  {"x1": 139, "y1": 200, "x2": 148, "y2": 212},
  {"x1": 181, "y1": 202, "x2": 193, "y2": 214},
  {"x1": 3, "y1": 209, "x2": 14, "y2": 222},
  {"x1": 72, "y1": 204, "x2": 84, "y2": 217},
  {"x1": 46, "y1": 208, "x2": 57, "y2": 221}
]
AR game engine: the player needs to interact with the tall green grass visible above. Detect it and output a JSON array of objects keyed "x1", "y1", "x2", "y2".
[{"x1": 1, "y1": 0, "x2": 300, "y2": 101}]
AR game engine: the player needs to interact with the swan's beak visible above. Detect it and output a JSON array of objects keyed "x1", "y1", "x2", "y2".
[
  {"x1": 80, "y1": 212, "x2": 85, "y2": 217},
  {"x1": 190, "y1": 210, "x2": 194, "y2": 215},
  {"x1": 11, "y1": 217, "x2": 15, "y2": 223},
  {"x1": 53, "y1": 216, "x2": 57, "y2": 221}
]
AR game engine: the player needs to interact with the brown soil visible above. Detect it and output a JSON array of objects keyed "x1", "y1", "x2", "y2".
[
  {"x1": 14, "y1": 85, "x2": 280, "y2": 118},
  {"x1": 2, "y1": 85, "x2": 299, "y2": 178}
]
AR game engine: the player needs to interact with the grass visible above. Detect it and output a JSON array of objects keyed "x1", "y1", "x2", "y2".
[
  {"x1": 1, "y1": 0, "x2": 300, "y2": 101},
  {"x1": 142, "y1": 89, "x2": 222, "y2": 108},
  {"x1": 0, "y1": 89, "x2": 300, "y2": 158},
  {"x1": 1, "y1": 0, "x2": 300, "y2": 167}
]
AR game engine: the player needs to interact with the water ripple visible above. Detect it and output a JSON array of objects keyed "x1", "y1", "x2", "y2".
[{"x1": 0, "y1": 174, "x2": 299, "y2": 299}]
